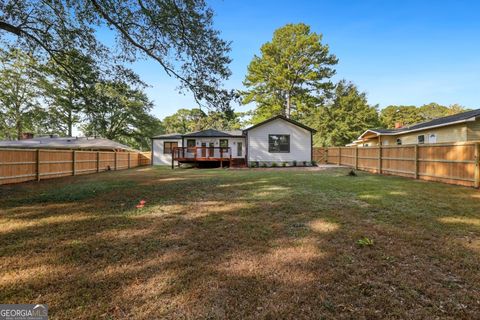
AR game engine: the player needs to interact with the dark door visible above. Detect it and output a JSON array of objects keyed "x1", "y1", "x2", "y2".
[
  {"x1": 201, "y1": 143, "x2": 207, "y2": 157},
  {"x1": 209, "y1": 142, "x2": 214, "y2": 157}
]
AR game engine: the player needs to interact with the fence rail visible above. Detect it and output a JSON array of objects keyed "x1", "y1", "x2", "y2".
[
  {"x1": 0, "y1": 149, "x2": 152, "y2": 185},
  {"x1": 313, "y1": 142, "x2": 480, "y2": 188}
]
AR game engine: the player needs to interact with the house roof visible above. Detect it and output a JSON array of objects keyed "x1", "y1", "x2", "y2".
[
  {"x1": 358, "y1": 108, "x2": 480, "y2": 139},
  {"x1": 0, "y1": 136, "x2": 133, "y2": 151},
  {"x1": 243, "y1": 115, "x2": 317, "y2": 133},
  {"x1": 151, "y1": 133, "x2": 183, "y2": 140}
]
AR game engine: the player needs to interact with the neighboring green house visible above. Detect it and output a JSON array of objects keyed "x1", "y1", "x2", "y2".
[{"x1": 348, "y1": 109, "x2": 480, "y2": 147}]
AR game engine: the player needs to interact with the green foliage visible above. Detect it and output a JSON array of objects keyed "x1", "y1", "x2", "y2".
[
  {"x1": 163, "y1": 108, "x2": 244, "y2": 134},
  {"x1": 380, "y1": 103, "x2": 469, "y2": 129},
  {"x1": 0, "y1": 49, "x2": 45, "y2": 140},
  {"x1": 311, "y1": 160, "x2": 317, "y2": 166},
  {"x1": 163, "y1": 108, "x2": 207, "y2": 134},
  {"x1": 261, "y1": 162, "x2": 268, "y2": 168},
  {"x1": 292, "y1": 160, "x2": 297, "y2": 167},
  {"x1": 0, "y1": 0, "x2": 233, "y2": 110},
  {"x1": 310, "y1": 80, "x2": 380, "y2": 147},
  {"x1": 242, "y1": 23, "x2": 338, "y2": 122},
  {"x1": 271, "y1": 162, "x2": 278, "y2": 167},
  {"x1": 357, "y1": 237, "x2": 374, "y2": 247},
  {"x1": 282, "y1": 162, "x2": 288, "y2": 167},
  {"x1": 39, "y1": 50, "x2": 98, "y2": 136},
  {"x1": 81, "y1": 74, "x2": 161, "y2": 150}
]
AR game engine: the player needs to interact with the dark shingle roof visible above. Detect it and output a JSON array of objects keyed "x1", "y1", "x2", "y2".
[
  {"x1": 404, "y1": 108, "x2": 480, "y2": 131},
  {"x1": 151, "y1": 133, "x2": 183, "y2": 139},
  {"x1": 182, "y1": 129, "x2": 244, "y2": 138},
  {"x1": 364, "y1": 108, "x2": 480, "y2": 136}
]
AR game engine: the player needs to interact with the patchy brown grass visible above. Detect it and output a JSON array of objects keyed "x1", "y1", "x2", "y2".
[{"x1": 1, "y1": 166, "x2": 480, "y2": 319}]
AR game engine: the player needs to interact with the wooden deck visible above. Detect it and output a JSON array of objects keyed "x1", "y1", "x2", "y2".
[{"x1": 172, "y1": 147, "x2": 245, "y2": 168}]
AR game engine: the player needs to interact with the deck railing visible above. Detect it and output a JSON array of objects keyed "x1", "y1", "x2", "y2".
[{"x1": 172, "y1": 147, "x2": 232, "y2": 161}]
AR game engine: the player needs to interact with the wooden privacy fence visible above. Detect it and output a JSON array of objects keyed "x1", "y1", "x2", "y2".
[
  {"x1": 314, "y1": 142, "x2": 480, "y2": 188},
  {"x1": 0, "y1": 149, "x2": 152, "y2": 185}
]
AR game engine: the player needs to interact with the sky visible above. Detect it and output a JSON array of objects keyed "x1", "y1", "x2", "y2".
[{"x1": 127, "y1": 0, "x2": 480, "y2": 120}]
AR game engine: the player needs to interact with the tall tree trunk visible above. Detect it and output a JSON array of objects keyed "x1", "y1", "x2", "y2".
[
  {"x1": 15, "y1": 106, "x2": 22, "y2": 140},
  {"x1": 68, "y1": 108, "x2": 73, "y2": 137},
  {"x1": 286, "y1": 93, "x2": 291, "y2": 119}
]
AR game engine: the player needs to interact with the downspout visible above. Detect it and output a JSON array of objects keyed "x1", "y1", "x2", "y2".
[
  {"x1": 310, "y1": 131, "x2": 313, "y2": 163},
  {"x1": 150, "y1": 138, "x2": 154, "y2": 165}
]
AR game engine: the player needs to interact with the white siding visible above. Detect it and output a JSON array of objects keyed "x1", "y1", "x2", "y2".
[
  {"x1": 247, "y1": 118, "x2": 311, "y2": 163},
  {"x1": 152, "y1": 139, "x2": 182, "y2": 165}
]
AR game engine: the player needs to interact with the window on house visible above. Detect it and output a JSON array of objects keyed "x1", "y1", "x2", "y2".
[
  {"x1": 396, "y1": 138, "x2": 402, "y2": 145},
  {"x1": 186, "y1": 139, "x2": 196, "y2": 148},
  {"x1": 219, "y1": 139, "x2": 229, "y2": 148},
  {"x1": 417, "y1": 135, "x2": 425, "y2": 144},
  {"x1": 428, "y1": 134, "x2": 437, "y2": 144},
  {"x1": 268, "y1": 134, "x2": 290, "y2": 153},
  {"x1": 164, "y1": 141, "x2": 178, "y2": 154},
  {"x1": 237, "y1": 142, "x2": 243, "y2": 157}
]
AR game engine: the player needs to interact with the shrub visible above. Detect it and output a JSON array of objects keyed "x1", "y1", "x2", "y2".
[
  {"x1": 261, "y1": 162, "x2": 268, "y2": 168},
  {"x1": 271, "y1": 162, "x2": 278, "y2": 167},
  {"x1": 249, "y1": 161, "x2": 257, "y2": 168},
  {"x1": 303, "y1": 161, "x2": 307, "y2": 166},
  {"x1": 311, "y1": 160, "x2": 317, "y2": 166},
  {"x1": 292, "y1": 160, "x2": 297, "y2": 167},
  {"x1": 282, "y1": 162, "x2": 287, "y2": 167},
  {"x1": 357, "y1": 237, "x2": 374, "y2": 247}
]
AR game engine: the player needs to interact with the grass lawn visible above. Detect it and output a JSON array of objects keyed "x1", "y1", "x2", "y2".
[{"x1": 1, "y1": 166, "x2": 480, "y2": 319}]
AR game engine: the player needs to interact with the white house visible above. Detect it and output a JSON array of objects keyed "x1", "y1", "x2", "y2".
[{"x1": 151, "y1": 115, "x2": 316, "y2": 167}]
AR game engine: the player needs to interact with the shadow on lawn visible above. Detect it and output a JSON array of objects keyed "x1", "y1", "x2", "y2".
[{"x1": 1, "y1": 167, "x2": 480, "y2": 319}]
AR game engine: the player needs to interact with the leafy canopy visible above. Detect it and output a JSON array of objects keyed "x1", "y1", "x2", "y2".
[
  {"x1": 0, "y1": 0, "x2": 232, "y2": 109},
  {"x1": 309, "y1": 80, "x2": 380, "y2": 146},
  {"x1": 242, "y1": 23, "x2": 338, "y2": 122}
]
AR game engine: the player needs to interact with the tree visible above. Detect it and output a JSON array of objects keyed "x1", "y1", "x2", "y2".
[
  {"x1": 310, "y1": 80, "x2": 380, "y2": 146},
  {"x1": 418, "y1": 103, "x2": 449, "y2": 121},
  {"x1": 40, "y1": 50, "x2": 98, "y2": 136},
  {"x1": 0, "y1": 49, "x2": 43, "y2": 140},
  {"x1": 163, "y1": 108, "x2": 207, "y2": 134},
  {"x1": 380, "y1": 105, "x2": 424, "y2": 129},
  {"x1": 82, "y1": 75, "x2": 161, "y2": 150},
  {"x1": 446, "y1": 103, "x2": 470, "y2": 115},
  {"x1": 242, "y1": 23, "x2": 338, "y2": 122},
  {"x1": 0, "y1": 0, "x2": 232, "y2": 109}
]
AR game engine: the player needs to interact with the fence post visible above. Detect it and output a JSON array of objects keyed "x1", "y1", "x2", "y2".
[
  {"x1": 97, "y1": 151, "x2": 100, "y2": 173},
  {"x1": 72, "y1": 150, "x2": 76, "y2": 176},
  {"x1": 474, "y1": 142, "x2": 480, "y2": 188},
  {"x1": 338, "y1": 147, "x2": 341, "y2": 165},
  {"x1": 128, "y1": 152, "x2": 131, "y2": 169},
  {"x1": 355, "y1": 147, "x2": 358, "y2": 170},
  {"x1": 36, "y1": 149, "x2": 41, "y2": 181},
  {"x1": 378, "y1": 145, "x2": 382, "y2": 174},
  {"x1": 414, "y1": 145, "x2": 419, "y2": 179},
  {"x1": 114, "y1": 152, "x2": 117, "y2": 170}
]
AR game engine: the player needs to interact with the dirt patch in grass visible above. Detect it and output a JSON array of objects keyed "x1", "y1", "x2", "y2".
[{"x1": 1, "y1": 166, "x2": 480, "y2": 319}]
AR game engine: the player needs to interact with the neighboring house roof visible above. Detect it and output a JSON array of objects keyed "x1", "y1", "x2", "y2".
[
  {"x1": 183, "y1": 129, "x2": 244, "y2": 138},
  {"x1": 0, "y1": 136, "x2": 133, "y2": 151},
  {"x1": 243, "y1": 115, "x2": 317, "y2": 133},
  {"x1": 358, "y1": 108, "x2": 480, "y2": 139},
  {"x1": 151, "y1": 133, "x2": 183, "y2": 140}
]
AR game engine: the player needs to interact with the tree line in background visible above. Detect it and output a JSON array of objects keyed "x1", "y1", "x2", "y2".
[
  {"x1": 239, "y1": 23, "x2": 471, "y2": 147},
  {"x1": 0, "y1": 48, "x2": 162, "y2": 150},
  {"x1": 0, "y1": 3, "x2": 473, "y2": 151},
  {"x1": 0, "y1": 0, "x2": 235, "y2": 150}
]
